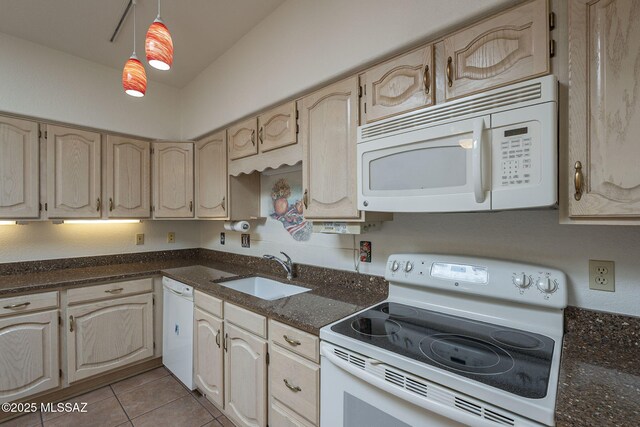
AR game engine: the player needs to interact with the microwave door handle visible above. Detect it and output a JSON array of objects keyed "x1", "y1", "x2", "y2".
[{"x1": 472, "y1": 118, "x2": 486, "y2": 203}]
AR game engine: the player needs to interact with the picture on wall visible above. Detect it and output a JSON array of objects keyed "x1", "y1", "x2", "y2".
[{"x1": 261, "y1": 169, "x2": 312, "y2": 241}]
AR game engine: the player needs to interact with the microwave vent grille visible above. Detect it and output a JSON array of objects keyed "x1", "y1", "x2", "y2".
[{"x1": 361, "y1": 80, "x2": 543, "y2": 141}]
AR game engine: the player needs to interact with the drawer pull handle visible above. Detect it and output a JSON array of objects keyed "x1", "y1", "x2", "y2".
[
  {"x1": 283, "y1": 379, "x2": 301, "y2": 392},
  {"x1": 69, "y1": 315, "x2": 75, "y2": 332},
  {"x1": 215, "y1": 329, "x2": 221, "y2": 348},
  {"x1": 574, "y1": 161, "x2": 584, "y2": 201},
  {"x1": 3, "y1": 302, "x2": 31, "y2": 310},
  {"x1": 283, "y1": 335, "x2": 301, "y2": 346},
  {"x1": 105, "y1": 288, "x2": 124, "y2": 294}
]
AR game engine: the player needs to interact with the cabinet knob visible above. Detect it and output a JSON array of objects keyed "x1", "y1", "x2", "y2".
[
  {"x1": 446, "y1": 56, "x2": 453, "y2": 87},
  {"x1": 423, "y1": 64, "x2": 430, "y2": 95},
  {"x1": 283, "y1": 379, "x2": 302, "y2": 392},
  {"x1": 574, "y1": 161, "x2": 584, "y2": 201}
]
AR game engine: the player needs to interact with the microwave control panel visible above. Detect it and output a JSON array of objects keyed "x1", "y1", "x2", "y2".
[{"x1": 496, "y1": 121, "x2": 539, "y2": 188}]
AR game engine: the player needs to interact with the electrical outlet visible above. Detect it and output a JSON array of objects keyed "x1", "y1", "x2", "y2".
[
  {"x1": 241, "y1": 234, "x2": 250, "y2": 248},
  {"x1": 589, "y1": 260, "x2": 615, "y2": 292},
  {"x1": 135, "y1": 233, "x2": 144, "y2": 245},
  {"x1": 167, "y1": 232, "x2": 175, "y2": 244},
  {"x1": 360, "y1": 241, "x2": 372, "y2": 263},
  {"x1": 220, "y1": 232, "x2": 225, "y2": 245}
]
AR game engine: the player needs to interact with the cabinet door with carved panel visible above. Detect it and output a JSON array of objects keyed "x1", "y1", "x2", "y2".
[
  {"x1": 195, "y1": 131, "x2": 228, "y2": 218},
  {"x1": 0, "y1": 116, "x2": 40, "y2": 219},
  {"x1": 152, "y1": 142, "x2": 194, "y2": 218},
  {"x1": 228, "y1": 118, "x2": 258, "y2": 160},
  {"x1": 46, "y1": 125, "x2": 101, "y2": 218},
  {"x1": 300, "y1": 76, "x2": 360, "y2": 219},
  {"x1": 194, "y1": 308, "x2": 224, "y2": 408},
  {"x1": 443, "y1": 0, "x2": 549, "y2": 101},
  {"x1": 106, "y1": 135, "x2": 150, "y2": 218},
  {"x1": 361, "y1": 44, "x2": 434, "y2": 123},
  {"x1": 257, "y1": 102, "x2": 297, "y2": 152},
  {"x1": 569, "y1": 0, "x2": 640, "y2": 217},
  {"x1": 0, "y1": 310, "x2": 59, "y2": 403},
  {"x1": 66, "y1": 293, "x2": 153, "y2": 383},
  {"x1": 224, "y1": 323, "x2": 267, "y2": 427}
]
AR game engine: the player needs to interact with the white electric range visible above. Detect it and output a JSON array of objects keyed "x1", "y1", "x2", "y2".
[{"x1": 320, "y1": 254, "x2": 567, "y2": 427}]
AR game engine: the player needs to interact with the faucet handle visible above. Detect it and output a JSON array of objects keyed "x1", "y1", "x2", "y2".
[{"x1": 280, "y1": 252, "x2": 292, "y2": 265}]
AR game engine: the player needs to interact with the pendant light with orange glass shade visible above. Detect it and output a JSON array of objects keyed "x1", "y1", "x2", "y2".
[
  {"x1": 145, "y1": 0, "x2": 173, "y2": 70},
  {"x1": 122, "y1": 0, "x2": 147, "y2": 97}
]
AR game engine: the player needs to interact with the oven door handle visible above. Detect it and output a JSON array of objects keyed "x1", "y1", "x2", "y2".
[
  {"x1": 472, "y1": 118, "x2": 486, "y2": 204},
  {"x1": 321, "y1": 346, "x2": 501, "y2": 427}
]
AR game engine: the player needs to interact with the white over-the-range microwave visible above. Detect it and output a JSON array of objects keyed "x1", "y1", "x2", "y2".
[{"x1": 357, "y1": 75, "x2": 557, "y2": 213}]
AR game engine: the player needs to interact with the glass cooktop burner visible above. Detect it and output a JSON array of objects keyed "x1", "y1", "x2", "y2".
[
  {"x1": 351, "y1": 317, "x2": 402, "y2": 336},
  {"x1": 331, "y1": 302, "x2": 555, "y2": 398},
  {"x1": 420, "y1": 334, "x2": 514, "y2": 375},
  {"x1": 491, "y1": 330, "x2": 544, "y2": 350}
]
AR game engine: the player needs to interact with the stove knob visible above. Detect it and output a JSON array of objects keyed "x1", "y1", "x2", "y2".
[
  {"x1": 513, "y1": 274, "x2": 532, "y2": 289},
  {"x1": 391, "y1": 260, "x2": 400, "y2": 272},
  {"x1": 404, "y1": 262, "x2": 414, "y2": 273},
  {"x1": 536, "y1": 277, "x2": 558, "y2": 294}
]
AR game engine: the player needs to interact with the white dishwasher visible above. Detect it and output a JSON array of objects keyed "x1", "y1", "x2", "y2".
[{"x1": 162, "y1": 276, "x2": 195, "y2": 390}]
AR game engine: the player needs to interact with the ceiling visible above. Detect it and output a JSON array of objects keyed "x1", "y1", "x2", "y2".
[{"x1": 0, "y1": 0, "x2": 285, "y2": 88}]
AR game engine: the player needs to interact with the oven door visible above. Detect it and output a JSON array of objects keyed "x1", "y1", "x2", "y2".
[
  {"x1": 321, "y1": 343, "x2": 471, "y2": 427},
  {"x1": 357, "y1": 116, "x2": 491, "y2": 212}
]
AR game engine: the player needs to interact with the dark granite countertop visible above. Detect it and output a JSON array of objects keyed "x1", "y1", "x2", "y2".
[
  {"x1": 0, "y1": 250, "x2": 388, "y2": 335},
  {"x1": 161, "y1": 265, "x2": 384, "y2": 335},
  {"x1": 555, "y1": 307, "x2": 640, "y2": 427}
]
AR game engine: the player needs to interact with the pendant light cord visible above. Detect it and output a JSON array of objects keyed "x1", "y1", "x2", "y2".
[
  {"x1": 132, "y1": 0, "x2": 137, "y2": 55},
  {"x1": 158, "y1": 0, "x2": 161, "y2": 18}
]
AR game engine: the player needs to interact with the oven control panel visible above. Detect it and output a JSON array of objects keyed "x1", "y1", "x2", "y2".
[{"x1": 385, "y1": 254, "x2": 567, "y2": 309}]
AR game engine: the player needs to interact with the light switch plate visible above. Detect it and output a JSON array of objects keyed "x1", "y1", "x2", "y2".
[
  {"x1": 589, "y1": 260, "x2": 615, "y2": 292},
  {"x1": 167, "y1": 232, "x2": 175, "y2": 244},
  {"x1": 135, "y1": 234, "x2": 144, "y2": 245}
]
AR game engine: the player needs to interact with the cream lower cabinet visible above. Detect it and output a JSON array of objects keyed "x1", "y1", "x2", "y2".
[
  {"x1": 0, "y1": 309, "x2": 59, "y2": 403},
  {"x1": 269, "y1": 320, "x2": 320, "y2": 427},
  {"x1": 224, "y1": 322, "x2": 267, "y2": 427},
  {"x1": 194, "y1": 307, "x2": 224, "y2": 408},
  {"x1": 568, "y1": 0, "x2": 640, "y2": 218},
  {"x1": 66, "y1": 293, "x2": 154, "y2": 383}
]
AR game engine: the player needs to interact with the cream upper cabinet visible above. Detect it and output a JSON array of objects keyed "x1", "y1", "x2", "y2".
[
  {"x1": 569, "y1": 0, "x2": 640, "y2": 218},
  {"x1": 194, "y1": 307, "x2": 224, "y2": 408},
  {"x1": 0, "y1": 310, "x2": 59, "y2": 403},
  {"x1": 195, "y1": 131, "x2": 228, "y2": 218},
  {"x1": 442, "y1": 0, "x2": 550, "y2": 101},
  {"x1": 224, "y1": 322, "x2": 267, "y2": 427},
  {"x1": 66, "y1": 293, "x2": 153, "y2": 383},
  {"x1": 0, "y1": 116, "x2": 40, "y2": 219},
  {"x1": 257, "y1": 102, "x2": 297, "y2": 152},
  {"x1": 300, "y1": 76, "x2": 360, "y2": 219},
  {"x1": 361, "y1": 44, "x2": 434, "y2": 123},
  {"x1": 105, "y1": 135, "x2": 150, "y2": 218},
  {"x1": 46, "y1": 125, "x2": 101, "y2": 218},
  {"x1": 152, "y1": 142, "x2": 194, "y2": 218},
  {"x1": 228, "y1": 118, "x2": 258, "y2": 160}
]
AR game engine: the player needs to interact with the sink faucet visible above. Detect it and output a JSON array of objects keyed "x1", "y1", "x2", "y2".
[{"x1": 263, "y1": 252, "x2": 294, "y2": 280}]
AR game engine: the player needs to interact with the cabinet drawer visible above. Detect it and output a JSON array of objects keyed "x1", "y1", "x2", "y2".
[
  {"x1": 269, "y1": 320, "x2": 319, "y2": 363},
  {"x1": 270, "y1": 399, "x2": 315, "y2": 427},
  {"x1": 224, "y1": 302, "x2": 266, "y2": 338},
  {"x1": 195, "y1": 290, "x2": 223, "y2": 318},
  {"x1": 67, "y1": 278, "x2": 153, "y2": 305},
  {"x1": 270, "y1": 345, "x2": 319, "y2": 425},
  {"x1": 0, "y1": 291, "x2": 58, "y2": 317}
]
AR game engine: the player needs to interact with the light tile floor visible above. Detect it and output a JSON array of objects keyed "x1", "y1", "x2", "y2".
[{"x1": 1, "y1": 367, "x2": 235, "y2": 427}]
